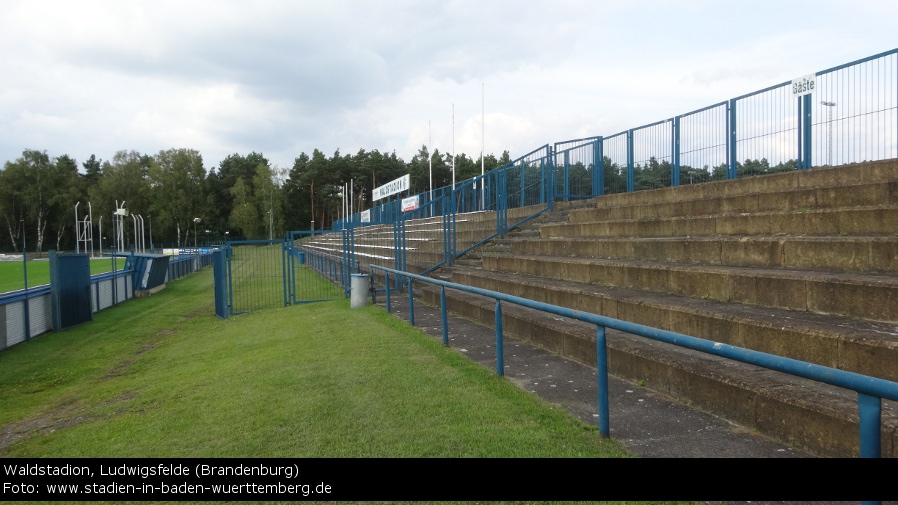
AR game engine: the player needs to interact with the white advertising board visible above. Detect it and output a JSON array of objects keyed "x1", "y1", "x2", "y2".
[
  {"x1": 401, "y1": 195, "x2": 419, "y2": 212},
  {"x1": 373, "y1": 174, "x2": 411, "y2": 201}
]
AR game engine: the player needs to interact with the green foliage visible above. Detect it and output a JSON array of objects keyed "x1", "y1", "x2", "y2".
[
  {"x1": 89, "y1": 150, "x2": 152, "y2": 231},
  {"x1": 0, "y1": 143, "x2": 531, "y2": 250},
  {"x1": 228, "y1": 178, "x2": 260, "y2": 238},
  {"x1": 148, "y1": 148, "x2": 207, "y2": 248}
]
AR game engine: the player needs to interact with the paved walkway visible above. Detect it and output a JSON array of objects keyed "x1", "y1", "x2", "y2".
[
  {"x1": 375, "y1": 294, "x2": 809, "y2": 459},
  {"x1": 372, "y1": 294, "x2": 898, "y2": 504}
]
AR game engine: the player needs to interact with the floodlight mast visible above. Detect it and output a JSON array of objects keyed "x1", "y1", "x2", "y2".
[
  {"x1": 193, "y1": 217, "x2": 201, "y2": 251},
  {"x1": 429, "y1": 120, "x2": 433, "y2": 201},
  {"x1": 132, "y1": 214, "x2": 138, "y2": 253},
  {"x1": 113, "y1": 201, "x2": 128, "y2": 254},
  {"x1": 75, "y1": 202, "x2": 80, "y2": 254},
  {"x1": 88, "y1": 203, "x2": 93, "y2": 257},
  {"x1": 75, "y1": 202, "x2": 94, "y2": 256},
  {"x1": 481, "y1": 81, "x2": 485, "y2": 210}
]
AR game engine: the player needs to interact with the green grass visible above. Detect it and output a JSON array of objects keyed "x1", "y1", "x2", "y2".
[
  {"x1": 0, "y1": 267, "x2": 632, "y2": 459},
  {"x1": 0, "y1": 257, "x2": 128, "y2": 293}
]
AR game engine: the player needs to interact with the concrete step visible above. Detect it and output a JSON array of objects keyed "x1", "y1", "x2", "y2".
[
  {"x1": 496, "y1": 236, "x2": 898, "y2": 273},
  {"x1": 480, "y1": 254, "x2": 898, "y2": 323},
  {"x1": 578, "y1": 180, "x2": 898, "y2": 222},
  {"x1": 540, "y1": 205, "x2": 898, "y2": 239},
  {"x1": 443, "y1": 266, "x2": 898, "y2": 382},
  {"x1": 416, "y1": 280, "x2": 898, "y2": 458},
  {"x1": 589, "y1": 159, "x2": 898, "y2": 211}
]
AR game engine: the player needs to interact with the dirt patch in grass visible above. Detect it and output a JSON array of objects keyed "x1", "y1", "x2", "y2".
[
  {"x1": 0, "y1": 392, "x2": 135, "y2": 455},
  {"x1": 103, "y1": 336, "x2": 167, "y2": 381},
  {"x1": 181, "y1": 305, "x2": 212, "y2": 320}
]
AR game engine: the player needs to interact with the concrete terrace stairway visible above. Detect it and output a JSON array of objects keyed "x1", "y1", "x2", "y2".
[{"x1": 423, "y1": 159, "x2": 898, "y2": 458}]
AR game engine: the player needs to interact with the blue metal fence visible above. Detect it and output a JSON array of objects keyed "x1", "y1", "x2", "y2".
[
  {"x1": 323, "y1": 49, "x2": 898, "y2": 276},
  {"x1": 1, "y1": 251, "x2": 213, "y2": 351}
]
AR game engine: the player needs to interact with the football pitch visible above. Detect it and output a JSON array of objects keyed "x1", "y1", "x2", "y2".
[{"x1": 0, "y1": 256, "x2": 127, "y2": 294}]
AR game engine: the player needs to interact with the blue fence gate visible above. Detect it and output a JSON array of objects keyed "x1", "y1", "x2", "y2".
[
  {"x1": 286, "y1": 231, "x2": 356, "y2": 304},
  {"x1": 217, "y1": 233, "x2": 359, "y2": 317},
  {"x1": 222, "y1": 239, "x2": 290, "y2": 315}
]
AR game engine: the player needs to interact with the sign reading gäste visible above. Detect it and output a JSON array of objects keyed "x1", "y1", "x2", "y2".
[
  {"x1": 792, "y1": 74, "x2": 816, "y2": 97},
  {"x1": 373, "y1": 174, "x2": 411, "y2": 201}
]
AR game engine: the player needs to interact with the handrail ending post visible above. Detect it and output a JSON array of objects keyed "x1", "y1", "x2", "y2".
[{"x1": 596, "y1": 325, "x2": 610, "y2": 438}]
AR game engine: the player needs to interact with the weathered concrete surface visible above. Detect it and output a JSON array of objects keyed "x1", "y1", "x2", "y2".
[{"x1": 413, "y1": 282, "x2": 898, "y2": 458}]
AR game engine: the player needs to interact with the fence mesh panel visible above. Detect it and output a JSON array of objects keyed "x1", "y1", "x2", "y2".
[{"x1": 229, "y1": 242, "x2": 286, "y2": 313}]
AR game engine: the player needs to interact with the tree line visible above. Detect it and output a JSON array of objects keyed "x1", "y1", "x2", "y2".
[{"x1": 0, "y1": 146, "x2": 510, "y2": 253}]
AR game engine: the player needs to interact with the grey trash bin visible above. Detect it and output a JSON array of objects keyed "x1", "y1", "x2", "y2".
[{"x1": 350, "y1": 274, "x2": 369, "y2": 308}]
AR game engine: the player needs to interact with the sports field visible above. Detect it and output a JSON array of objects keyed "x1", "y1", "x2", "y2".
[{"x1": 0, "y1": 256, "x2": 128, "y2": 294}]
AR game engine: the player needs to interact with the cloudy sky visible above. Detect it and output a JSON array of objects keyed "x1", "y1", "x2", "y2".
[{"x1": 1, "y1": 0, "x2": 895, "y2": 172}]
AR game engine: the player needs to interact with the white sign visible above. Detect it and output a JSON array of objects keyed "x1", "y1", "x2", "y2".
[
  {"x1": 374, "y1": 174, "x2": 410, "y2": 201},
  {"x1": 360, "y1": 209, "x2": 370, "y2": 223},
  {"x1": 401, "y1": 195, "x2": 419, "y2": 212},
  {"x1": 791, "y1": 74, "x2": 816, "y2": 97}
]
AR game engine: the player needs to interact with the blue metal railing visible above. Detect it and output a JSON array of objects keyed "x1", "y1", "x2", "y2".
[
  {"x1": 297, "y1": 49, "x2": 898, "y2": 298},
  {"x1": 369, "y1": 264, "x2": 898, "y2": 461},
  {"x1": 329, "y1": 48, "x2": 897, "y2": 242}
]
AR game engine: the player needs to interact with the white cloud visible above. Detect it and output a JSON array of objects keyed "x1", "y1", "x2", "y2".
[{"x1": 1, "y1": 0, "x2": 897, "y2": 170}]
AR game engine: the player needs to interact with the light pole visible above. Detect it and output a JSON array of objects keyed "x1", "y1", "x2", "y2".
[
  {"x1": 821, "y1": 100, "x2": 836, "y2": 166},
  {"x1": 193, "y1": 217, "x2": 201, "y2": 251},
  {"x1": 308, "y1": 181, "x2": 315, "y2": 231}
]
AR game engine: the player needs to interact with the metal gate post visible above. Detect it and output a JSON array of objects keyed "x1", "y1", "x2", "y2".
[{"x1": 213, "y1": 248, "x2": 229, "y2": 318}]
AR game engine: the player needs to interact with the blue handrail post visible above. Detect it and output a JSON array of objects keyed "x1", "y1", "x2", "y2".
[
  {"x1": 407, "y1": 278, "x2": 414, "y2": 326},
  {"x1": 495, "y1": 299, "x2": 504, "y2": 376},
  {"x1": 596, "y1": 325, "x2": 610, "y2": 438},
  {"x1": 385, "y1": 272, "x2": 391, "y2": 313},
  {"x1": 858, "y1": 393, "x2": 882, "y2": 458},
  {"x1": 440, "y1": 286, "x2": 449, "y2": 346},
  {"x1": 369, "y1": 272, "x2": 376, "y2": 305}
]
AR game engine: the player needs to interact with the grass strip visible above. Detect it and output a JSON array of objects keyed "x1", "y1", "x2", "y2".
[{"x1": 0, "y1": 268, "x2": 631, "y2": 459}]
